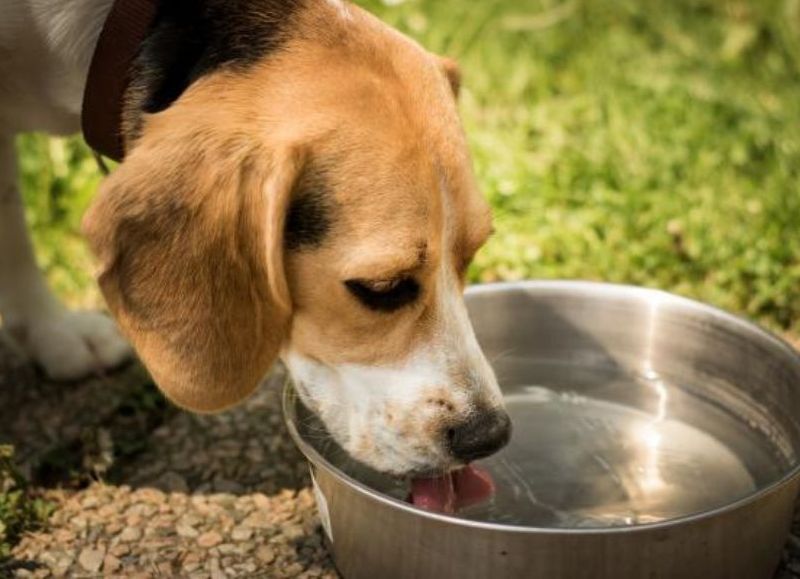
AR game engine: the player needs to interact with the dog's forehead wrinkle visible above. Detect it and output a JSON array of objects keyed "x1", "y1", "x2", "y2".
[{"x1": 342, "y1": 241, "x2": 429, "y2": 280}]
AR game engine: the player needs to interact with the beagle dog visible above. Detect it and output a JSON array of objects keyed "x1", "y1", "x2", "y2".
[{"x1": 0, "y1": 0, "x2": 511, "y2": 476}]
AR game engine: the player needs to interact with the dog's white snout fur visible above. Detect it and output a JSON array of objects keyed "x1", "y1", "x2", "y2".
[
  {"x1": 284, "y1": 346, "x2": 502, "y2": 474},
  {"x1": 283, "y1": 279, "x2": 504, "y2": 475}
]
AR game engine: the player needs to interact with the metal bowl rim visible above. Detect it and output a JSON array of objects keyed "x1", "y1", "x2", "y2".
[{"x1": 282, "y1": 279, "x2": 800, "y2": 535}]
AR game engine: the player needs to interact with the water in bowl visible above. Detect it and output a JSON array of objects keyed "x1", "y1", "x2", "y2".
[
  {"x1": 466, "y1": 385, "x2": 755, "y2": 527},
  {"x1": 300, "y1": 361, "x2": 794, "y2": 528}
]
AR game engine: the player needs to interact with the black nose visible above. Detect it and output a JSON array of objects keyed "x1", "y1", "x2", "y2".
[{"x1": 447, "y1": 408, "x2": 512, "y2": 462}]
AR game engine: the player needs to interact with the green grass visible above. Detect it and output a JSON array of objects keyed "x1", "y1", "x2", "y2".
[
  {"x1": 17, "y1": 137, "x2": 105, "y2": 309},
  {"x1": 0, "y1": 447, "x2": 53, "y2": 564},
  {"x1": 17, "y1": 0, "x2": 800, "y2": 332}
]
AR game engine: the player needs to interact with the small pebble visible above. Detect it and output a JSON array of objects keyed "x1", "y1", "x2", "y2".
[
  {"x1": 284, "y1": 562, "x2": 305, "y2": 576},
  {"x1": 119, "y1": 527, "x2": 142, "y2": 542},
  {"x1": 197, "y1": 531, "x2": 224, "y2": 548},
  {"x1": 78, "y1": 547, "x2": 105, "y2": 573},
  {"x1": 256, "y1": 545, "x2": 277, "y2": 564},
  {"x1": 209, "y1": 557, "x2": 225, "y2": 579},
  {"x1": 104, "y1": 553, "x2": 122, "y2": 573},
  {"x1": 231, "y1": 527, "x2": 253, "y2": 542},
  {"x1": 177, "y1": 523, "x2": 200, "y2": 538}
]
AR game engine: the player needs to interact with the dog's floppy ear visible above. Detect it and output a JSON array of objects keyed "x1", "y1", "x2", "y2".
[
  {"x1": 439, "y1": 57, "x2": 462, "y2": 98},
  {"x1": 83, "y1": 113, "x2": 301, "y2": 413}
]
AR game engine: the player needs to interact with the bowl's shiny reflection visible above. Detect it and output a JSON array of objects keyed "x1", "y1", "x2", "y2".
[{"x1": 467, "y1": 373, "x2": 777, "y2": 528}]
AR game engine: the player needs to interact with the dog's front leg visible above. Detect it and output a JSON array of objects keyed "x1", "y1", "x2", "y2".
[{"x1": 0, "y1": 134, "x2": 131, "y2": 380}]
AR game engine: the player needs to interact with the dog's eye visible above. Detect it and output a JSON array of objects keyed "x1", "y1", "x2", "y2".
[{"x1": 344, "y1": 278, "x2": 420, "y2": 312}]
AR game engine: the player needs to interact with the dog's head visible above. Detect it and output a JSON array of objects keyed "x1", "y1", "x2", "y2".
[{"x1": 83, "y1": 0, "x2": 510, "y2": 476}]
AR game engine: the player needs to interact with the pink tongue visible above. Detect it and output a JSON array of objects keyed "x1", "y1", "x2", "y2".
[{"x1": 410, "y1": 465, "x2": 495, "y2": 513}]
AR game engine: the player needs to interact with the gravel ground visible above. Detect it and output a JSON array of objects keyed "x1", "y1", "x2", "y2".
[
  {"x1": 11, "y1": 484, "x2": 334, "y2": 578},
  {"x1": 1, "y1": 344, "x2": 337, "y2": 578},
  {"x1": 3, "y1": 338, "x2": 800, "y2": 578}
]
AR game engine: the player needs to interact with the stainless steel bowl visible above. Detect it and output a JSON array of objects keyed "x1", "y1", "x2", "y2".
[{"x1": 283, "y1": 281, "x2": 800, "y2": 579}]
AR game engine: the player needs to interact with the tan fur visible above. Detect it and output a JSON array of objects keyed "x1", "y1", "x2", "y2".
[
  {"x1": 83, "y1": 71, "x2": 304, "y2": 412},
  {"x1": 83, "y1": 1, "x2": 493, "y2": 418}
]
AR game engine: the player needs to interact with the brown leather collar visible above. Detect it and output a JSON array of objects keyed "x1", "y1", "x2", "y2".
[{"x1": 81, "y1": 0, "x2": 159, "y2": 162}]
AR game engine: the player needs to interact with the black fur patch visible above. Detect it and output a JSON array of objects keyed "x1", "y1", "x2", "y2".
[
  {"x1": 125, "y1": 0, "x2": 304, "y2": 137},
  {"x1": 285, "y1": 167, "x2": 334, "y2": 251}
]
